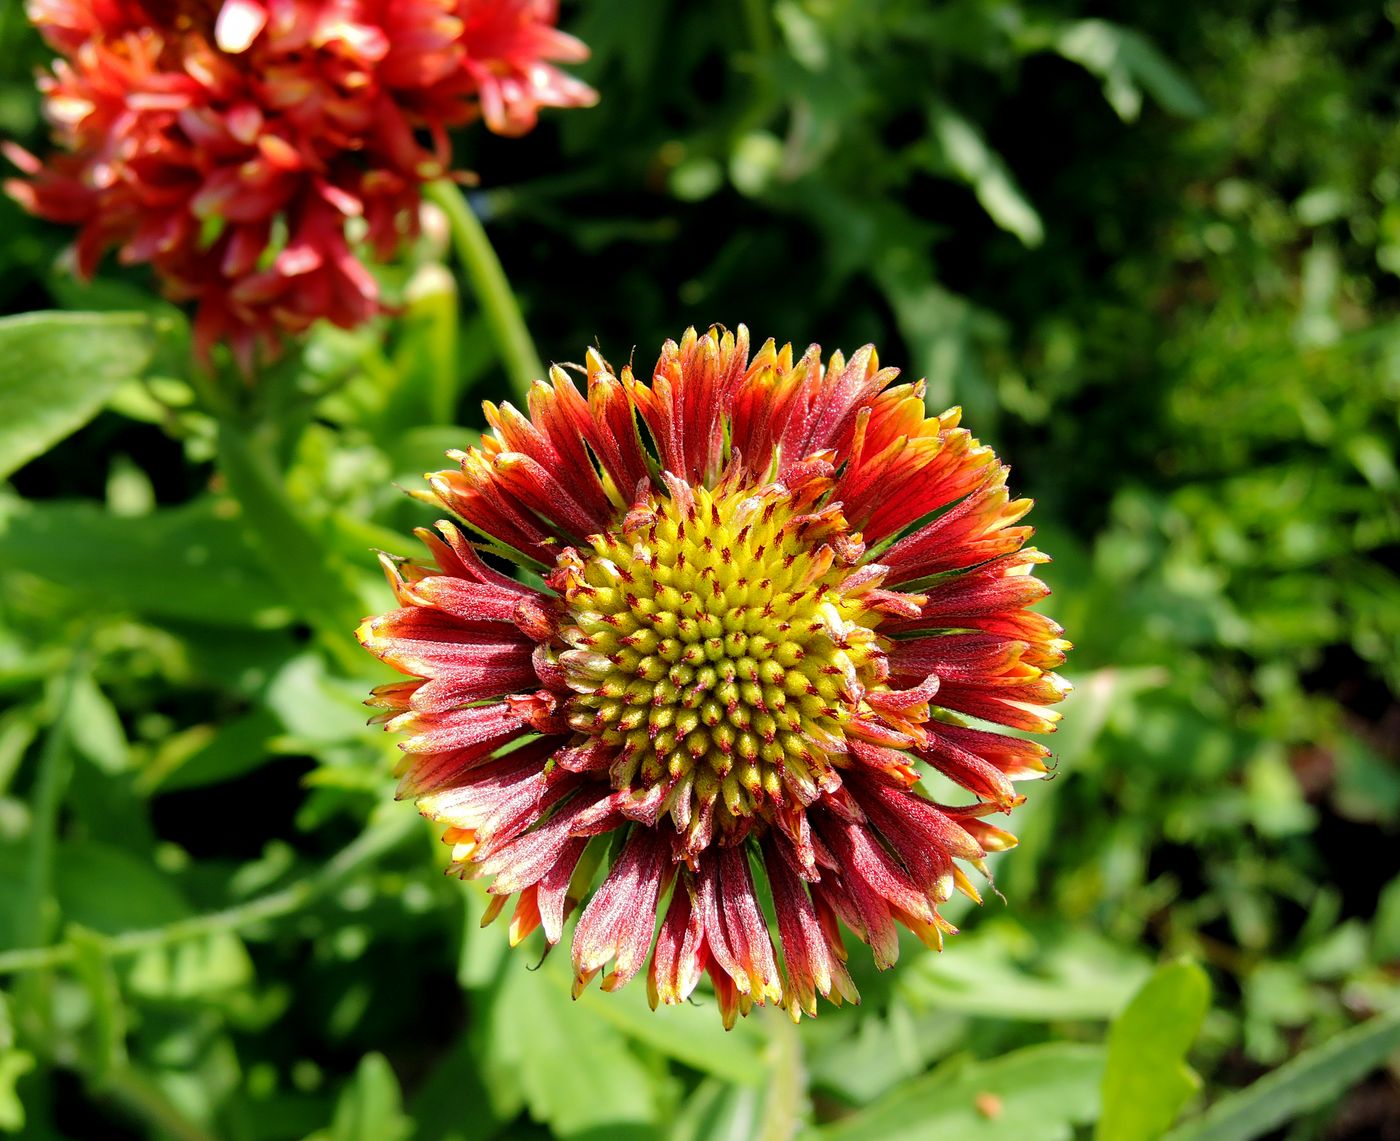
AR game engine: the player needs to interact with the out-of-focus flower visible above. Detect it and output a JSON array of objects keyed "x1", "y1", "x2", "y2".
[
  {"x1": 359, "y1": 327, "x2": 1071, "y2": 1026},
  {"x1": 4, "y1": 0, "x2": 595, "y2": 369}
]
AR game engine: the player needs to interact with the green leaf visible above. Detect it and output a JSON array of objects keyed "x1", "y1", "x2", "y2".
[
  {"x1": 409, "y1": 1031, "x2": 509, "y2": 1141},
  {"x1": 126, "y1": 930, "x2": 255, "y2": 1002},
  {"x1": 389, "y1": 262, "x2": 461, "y2": 427},
  {"x1": 0, "y1": 1050, "x2": 34, "y2": 1134},
  {"x1": 0, "y1": 497, "x2": 291, "y2": 628},
  {"x1": 1052, "y1": 20, "x2": 1206, "y2": 122},
  {"x1": 541, "y1": 952, "x2": 767, "y2": 1086},
  {"x1": 671, "y1": 1078, "x2": 765, "y2": 1141},
  {"x1": 817, "y1": 1043, "x2": 1105, "y2": 1141},
  {"x1": 53, "y1": 841, "x2": 191, "y2": 934},
  {"x1": 926, "y1": 102, "x2": 1044, "y2": 248},
  {"x1": 70, "y1": 926, "x2": 129, "y2": 1081},
  {"x1": 898, "y1": 931, "x2": 1152, "y2": 1022},
  {"x1": 17, "y1": 661, "x2": 82, "y2": 950},
  {"x1": 0, "y1": 993, "x2": 34, "y2": 1134},
  {"x1": 1098, "y1": 960, "x2": 1211, "y2": 1141},
  {"x1": 0, "y1": 311, "x2": 153, "y2": 481},
  {"x1": 214, "y1": 418, "x2": 366, "y2": 673},
  {"x1": 137, "y1": 708, "x2": 279, "y2": 794},
  {"x1": 481, "y1": 961, "x2": 658, "y2": 1138},
  {"x1": 1165, "y1": 1007, "x2": 1400, "y2": 1141},
  {"x1": 318, "y1": 1053, "x2": 412, "y2": 1141},
  {"x1": 67, "y1": 674, "x2": 130, "y2": 775}
]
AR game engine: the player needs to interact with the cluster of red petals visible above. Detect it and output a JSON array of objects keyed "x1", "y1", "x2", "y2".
[
  {"x1": 359, "y1": 327, "x2": 1071, "y2": 1025},
  {"x1": 6, "y1": 0, "x2": 594, "y2": 368}
]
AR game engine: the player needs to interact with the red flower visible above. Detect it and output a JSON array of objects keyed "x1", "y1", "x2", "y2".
[
  {"x1": 360, "y1": 327, "x2": 1071, "y2": 1025},
  {"x1": 5, "y1": 0, "x2": 596, "y2": 369}
]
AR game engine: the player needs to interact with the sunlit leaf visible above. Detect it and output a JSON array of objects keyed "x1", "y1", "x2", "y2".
[
  {"x1": 1097, "y1": 961, "x2": 1210, "y2": 1141},
  {"x1": 817, "y1": 1043, "x2": 1105, "y2": 1141},
  {"x1": 1164, "y1": 1009, "x2": 1400, "y2": 1141},
  {"x1": 0, "y1": 311, "x2": 153, "y2": 481},
  {"x1": 0, "y1": 497, "x2": 291, "y2": 627}
]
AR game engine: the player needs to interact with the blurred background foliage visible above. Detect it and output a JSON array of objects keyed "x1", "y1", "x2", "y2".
[{"x1": 0, "y1": 0, "x2": 1398, "y2": 1138}]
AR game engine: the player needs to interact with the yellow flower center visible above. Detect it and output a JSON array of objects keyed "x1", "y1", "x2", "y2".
[{"x1": 553, "y1": 476, "x2": 893, "y2": 844}]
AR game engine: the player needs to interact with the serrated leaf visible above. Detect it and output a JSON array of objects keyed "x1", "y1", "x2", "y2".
[
  {"x1": 0, "y1": 311, "x2": 153, "y2": 481},
  {"x1": 483, "y1": 961, "x2": 658, "y2": 1138},
  {"x1": 1098, "y1": 960, "x2": 1211, "y2": 1141}
]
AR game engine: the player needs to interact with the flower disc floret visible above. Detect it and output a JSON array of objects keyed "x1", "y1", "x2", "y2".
[
  {"x1": 555, "y1": 474, "x2": 903, "y2": 846},
  {"x1": 358, "y1": 326, "x2": 1072, "y2": 1026}
]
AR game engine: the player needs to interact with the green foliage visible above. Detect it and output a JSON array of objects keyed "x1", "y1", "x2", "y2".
[
  {"x1": 1098, "y1": 961, "x2": 1211, "y2": 1141},
  {"x1": 816, "y1": 1043, "x2": 1105, "y2": 1141},
  {"x1": 1164, "y1": 1008, "x2": 1400, "y2": 1141},
  {"x1": 0, "y1": 312, "x2": 153, "y2": 480},
  {"x1": 1, "y1": 1, "x2": 1398, "y2": 1139}
]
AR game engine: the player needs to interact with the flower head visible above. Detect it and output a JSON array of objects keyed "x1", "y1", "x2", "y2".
[
  {"x1": 359, "y1": 327, "x2": 1071, "y2": 1025},
  {"x1": 5, "y1": 0, "x2": 596, "y2": 368}
]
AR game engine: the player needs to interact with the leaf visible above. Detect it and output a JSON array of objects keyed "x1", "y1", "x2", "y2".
[
  {"x1": 137, "y1": 708, "x2": 279, "y2": 794},
  {"x1": 1164, "y1": 1007, "x2": 1400, "y2": 1141},
  {"x1": 1098, "y1": 960, "x2": 1211, "y2": 1141},
  {"x1": 265, "y1": 653, "x2": 374, "y2": 747},
  {"x1": 69, "y1": 926, "x2": 129, "y2": 1081},
  {"x1": 817, "y1": 1043, "x2": 1105, "y2": 1141},
  {"x1": 67, "y1": 674, "x2": 130, "y2": 775},
  {"x1": 926, "y1": 102, "x2": 1044, "y2": 247},
  {"x1": 671, "y1": 1079, "x2": 765, "y2": 1141},
  {"x1": 0, "y1": 994, "x2": 34, "y2": 1134},
  {"x1": 126, "y1": 931, "x2": 255, "y2": 1002},
  {"x1": 0, "y1": 497, "x2": 291, "y2": 628},
  {"x1": 0, "y1": 311, "x2": 153, "y2": 481},
  {"x1": 409, "y1": 1031, "x2": 510, "y2": 1141},
  {"x1": 1052, "y1": 21, "x2": 1206, "y2": 122},
  {"x1": 541, "y1": 952, "x2": 767, "y2": 1087},
  {"x1": 899, "y1": 932, "x2": 1152, "y2": 1022},
  {"x1": 481, "y1": 961, "x2": 658, "y2": 1138},
  {"x1": 321, "y1": 1053, "x2": 412, "y2": 1141},
  {"x1": 52, "y1": 840, "x2": 191, "y2": 933},
  {"x1": 0, "y1": 1050, "x2": 34, "y2": 1134},
  {"x1": 388, "y1": 262, "x2": 461, "y2": 428},
  {"x1": 214, "y1": 419, "x2": 365, "y2": 671}
]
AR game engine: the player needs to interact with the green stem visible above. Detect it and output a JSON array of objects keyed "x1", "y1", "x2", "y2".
[
  {"x1": 20, "y1": 653, "x2": 85, "y2": 949},
  {"x1": 214, "y1": 415, "x2": 366, "y2": 676},
  {"x1": 98, "y1": 1064, "x2": 221, "y2": 1141},
  {"x1": 741, "y1": 0, "x2": 775, "y2": 57},
  {"x1": 0, "y1": 812, "x2": 418, "y2": 976},
  {"x1": 758, "y1": 1006, "x2": 808, "y2": 1141},
  {"x1": 426, "y1": 179, "x2": 545, "y2": 403}
]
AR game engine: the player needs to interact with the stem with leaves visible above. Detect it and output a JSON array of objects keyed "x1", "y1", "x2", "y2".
[
  {"x1": 212, "y1": 411, "x2": 367, "y2": 676},
  {"x1": 0, "y1": 812, "x2": 420, "y2": 976}
]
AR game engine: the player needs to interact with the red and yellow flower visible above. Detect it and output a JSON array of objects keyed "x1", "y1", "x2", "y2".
[
  {"x1": 5, "y1": 0, "x2": 595, "y2": 368},
  {"x1": 359, "y1": 327, "x2": 1070, "y2": 1025}
]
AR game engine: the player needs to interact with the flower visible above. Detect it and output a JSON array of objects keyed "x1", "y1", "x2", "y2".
[
  {"x1": 359, "y1": 326, "x2": 1071, "y2": 1025},
  {"x1": 4, "y1": 0, "x2": 596, "y2": 369}
]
